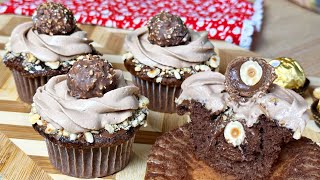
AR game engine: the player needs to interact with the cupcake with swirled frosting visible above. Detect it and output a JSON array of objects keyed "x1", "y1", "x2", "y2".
[
  {"x1": 2, "y1": 2, "x2": 99, "y2": 104},
  {"x1": 29, "y1": 55, "x2": 149, "y2": 178},
  {"x1": 123, "y1": 11, "x2": 219, "y2": 113}
]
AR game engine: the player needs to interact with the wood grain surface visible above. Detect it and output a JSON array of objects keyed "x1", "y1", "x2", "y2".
[
  {"x1": 0, "y1": 13, "x2": 319, "y2": 180},
  {"x1": 0, "y1": 132, "x2": 52, "y2": 180},
  {"x1": 253, "y1": 0, "x2": 320, "y2": 77}
]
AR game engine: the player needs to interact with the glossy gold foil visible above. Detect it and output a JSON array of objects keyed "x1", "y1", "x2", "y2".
[{"x1": 269, "y1": 57, "x2": 306, "y2": 90}]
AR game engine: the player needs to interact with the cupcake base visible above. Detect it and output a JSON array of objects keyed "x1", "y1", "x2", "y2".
[
  {"x1": 12, "y1": 70, "x2": 51, "y2": 104},
  {"x1": 145, "y1": 124, "x2": 320, "y2": 180},
  {"x1": 132, "y1": 76, "x2": 181, "y2": 113},
  {"x1": 46, "y1": 136, "x2": 134, "y2": 178},
  {"x1": 33, "y1": 124, "x2": 140, "y2": 178}
]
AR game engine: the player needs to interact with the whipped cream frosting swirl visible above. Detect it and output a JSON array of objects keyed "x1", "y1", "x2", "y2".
[
  {"x1": 177, "y1": 71, "x2": 309, "y2": 137},
  {"x1": 33, "y1": 70, "x2": 140, "y2": 134},
  {"x1": 177, "y1": 72, "x2": 229, "y2": 113},
  {"x1": 126, "y1": 27, "x2": 215, "y2": 69},
  {"x1": 10, "y1": 22, "x2": 93, "y2": 62}
]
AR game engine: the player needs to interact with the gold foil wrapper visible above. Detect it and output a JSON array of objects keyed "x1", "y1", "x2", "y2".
[{"x1": 269, "y1": 57, "x2": 306, "y2": 90}]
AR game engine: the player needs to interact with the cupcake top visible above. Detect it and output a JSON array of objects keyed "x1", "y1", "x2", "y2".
[
  {"x1": 10, "y1": 22, "x2": 92, "y2": 63},
  {"x1": 5, "y1": 2, "x2": 95, "y2": 73},
  {"x1": 176, "y1": 57, "x2": 309, "y2": 140},
  {"x1": 31, "y1": 55, "x2": 148, "y2": 138},
  {"x1": 125, "y1": 11, "x2": 216, "y2": 69}
]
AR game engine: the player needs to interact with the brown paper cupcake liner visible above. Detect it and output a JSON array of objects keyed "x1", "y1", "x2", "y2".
[
  {"x1": 12, "y1": 70, "x2": 52, "y2": 104},
  {"x1": 45, "y1": 135, "x2": 135, "y2": 178},
  {"x1": 132, "y1": 76, "x2": 182, "y2": 113}
]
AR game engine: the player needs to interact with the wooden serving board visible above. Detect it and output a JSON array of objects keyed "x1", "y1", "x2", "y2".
[{"x1": 0, "y1": 15, "x2": 320, "y2": 180}]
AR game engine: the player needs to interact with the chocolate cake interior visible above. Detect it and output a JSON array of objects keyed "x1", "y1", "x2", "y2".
[{"x1": 178, "y1": 101, "x2": 293, "y2": 179}]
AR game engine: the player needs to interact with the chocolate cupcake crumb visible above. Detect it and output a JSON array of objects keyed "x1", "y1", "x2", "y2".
[
  {"x1": 177, "y1": 100, "x2": 292, "y2": 180},
  {"x1": 147, "y1": 11, "x2": 190, "y2": 47},
  {"x1": 32, "y1": 2, "x2": 76, "y2": 35},
  {"x1": 225, "y1": 57, "x2": 276, "y2": 101},
  {"x1": 67, "y1": 55, "x2": 116, "y2": 99}
]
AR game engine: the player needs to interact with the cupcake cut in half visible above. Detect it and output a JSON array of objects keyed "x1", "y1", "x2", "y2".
[
  {"x1": 124, "y1": 11, "x2": 219, "y2": 113},
  {"x1": 29, "y1": 55, "x2": 149, "y2": 178},
  {"x1": 174, "y1": 57, "x2": 310, "y2": 179},
  {"x1": 3, "y1": 2, "x2": 99, "y2": 103}
]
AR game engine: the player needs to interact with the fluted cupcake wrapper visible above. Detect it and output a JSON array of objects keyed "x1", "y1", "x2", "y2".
[
  {"x1": 12, "y1": 70, "x2": 52, "y2": 104},
  {"x1": 132, "y1": 76, "x2": 182, "y2": 113},
  {"x1": 45, "y1": 135, "x2": 135, "y2": 178}
]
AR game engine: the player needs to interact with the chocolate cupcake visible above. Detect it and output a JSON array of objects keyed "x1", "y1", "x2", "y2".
[
  {"x1": 2, "y1": 2, "x2": 99, "y2": 103},
  {"x1": 269, "y1": 57, "x2": 309, "y2": 95},
  {"x1": 29, "y1": 55, "x2": 149, "y2": 178},
  {"x1": 124, "y1": 11, "x2": 219, "y2": 113},
  {"x1": 175, "y1": 57, "x2": 309, "y2": 179}
]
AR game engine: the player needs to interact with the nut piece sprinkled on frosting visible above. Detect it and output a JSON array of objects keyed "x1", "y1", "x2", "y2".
[
  {"x1": 32, "y1": 2, "x2": 76, "y2": 35},
  {"x1": 147, "y1": 11, "x2": 190, "y2": 47},
  {"x1": 225, "y1": 57, "x2": 276, "y2": 101},
  {"x1": 67, "y1": 55, "x2": 116, "y2": 99}
]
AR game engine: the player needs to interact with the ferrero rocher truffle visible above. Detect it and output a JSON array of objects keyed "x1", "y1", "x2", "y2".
[
  {"x1": 269, "y1": 57, "x2": 306, "y2": 90},
  {"x1": 225, "y1": 57, "x2": 276, "y2": 101},
  {"x1": 147, "y1": 11, "x2": 190, "y2": 47},
  {"x1": 32, "y1": 2, "x2": 76, "y2": 35},
  {"x1": 67, "y1": 55, "x2": 116, "y2": 99}
]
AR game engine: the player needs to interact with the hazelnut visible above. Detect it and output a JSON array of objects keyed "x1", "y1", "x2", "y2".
[
  {"x1": 224, "y1": 121, "x2": 246, "y2": 147},
  {"x1": 138, "y1": 95, "x2": 150, "y2": 108},
  {"x1": 29, "y1": 114, "x2": 41, "y2": 124},
  {"x1": 84, "y1": 132, "x2": 94, "y2": 143},
  {"x1": 45, "y1": 61, "x2": 60, "y2": 69},
  {"x1": 240, "y1": 60, "x2": 263, "y2": 86},
  {"x1": 147, "y1": 68, "x2": 161, "y2": 78},
  {"x1": 313, "y1": 87, "x2": 320, "y2": 99},
  {"x1": 105, "y1": 124, "x2": 115, "y2": 134}
]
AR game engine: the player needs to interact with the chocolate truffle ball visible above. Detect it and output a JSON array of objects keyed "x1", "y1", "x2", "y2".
[
  {"x1": 269, "y1": 57, "x2": 306, "y2": 90},
  {"x1": 147, "y1": 11, "x2": 190, "y2": 47},
  {"x1": 32, "y1": 2, "x2": 76, "y2": 35},
  {"x1": 67, "y1": 55, "x2": 116, "y2": 99},
  {"x1": 225, "y1": 57, "x2": 276, "y2": 101}
]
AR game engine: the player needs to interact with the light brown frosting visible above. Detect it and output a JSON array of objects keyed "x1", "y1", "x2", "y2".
[
  {"x1": 33, "y1": 70, "x2": 140, "y2": 133},
  {"x1": 177, "y1": 71, "x2": 309, "y2": 136},
  {"x1": 10, "y1": 22, "x2": 93, "y2": 62},
  {"x1": 177, "y1": 71, "x2": 229, "y2": 112},
  {"x1": 126, "y1": 27, "x2": 215, "y2": 69}
]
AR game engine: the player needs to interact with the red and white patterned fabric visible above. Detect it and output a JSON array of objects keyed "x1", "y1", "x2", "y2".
[{"x1": 0, "y1": 0, "x2": 263, "y2": 49}]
